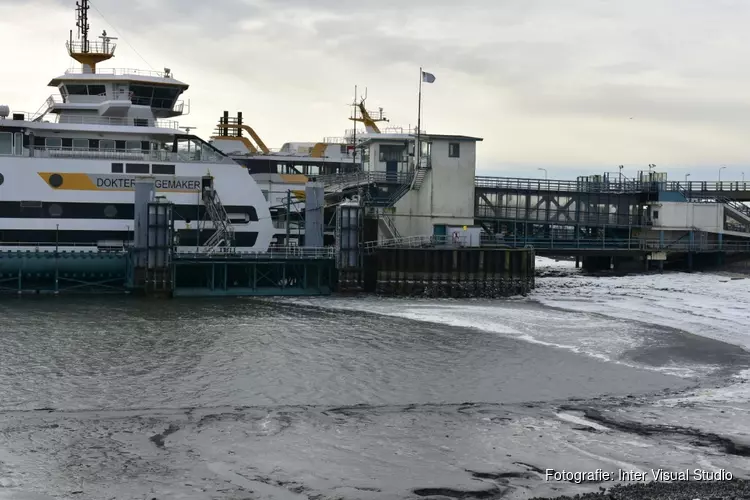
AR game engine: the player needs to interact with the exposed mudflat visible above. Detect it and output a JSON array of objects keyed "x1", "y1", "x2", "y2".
[{"x1": 0, "y1": 394, "x2": 748, "y2": 499}]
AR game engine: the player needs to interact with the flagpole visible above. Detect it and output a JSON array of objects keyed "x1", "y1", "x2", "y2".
[{"x1": 417, "y1": 67, "x2": 422, "y2": 168}]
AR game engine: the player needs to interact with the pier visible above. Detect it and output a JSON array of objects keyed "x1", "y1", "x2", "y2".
[{"x1": 472, "y1": 173, "x2": 750, "y2": 271}]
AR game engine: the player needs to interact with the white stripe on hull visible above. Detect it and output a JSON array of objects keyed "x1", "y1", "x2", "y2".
[
  {"x1": 0, "y1": 218, "x2": 263, "y2": 232},
  {"x1": 0, "y1": 156, "x2": 275, "y2": 251}
]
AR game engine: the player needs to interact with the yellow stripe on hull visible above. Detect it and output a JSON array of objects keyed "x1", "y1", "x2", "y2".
[{"x1": 38, "y1": 172, "x2": 201, "y2": 193}]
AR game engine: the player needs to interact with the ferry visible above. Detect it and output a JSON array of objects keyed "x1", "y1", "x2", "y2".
[
  {"x1": 0, "y1": 0, "x2": 274, "y2": 253},
  {"x1": 209, "y1": 96, "x2": 406, "y2": 245}
]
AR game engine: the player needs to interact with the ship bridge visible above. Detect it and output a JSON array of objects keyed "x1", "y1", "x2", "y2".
[
  {"x1": 44, "y1": 68, "x2": 188, "y2": 120},
  {"x1": 28, "y1": 0, "x2": 188, "y2": 124}
]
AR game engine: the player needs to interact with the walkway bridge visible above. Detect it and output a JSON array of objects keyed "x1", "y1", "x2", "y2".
[{"x1": 471, "y1": 174, "x2": 750, "y2": 270}]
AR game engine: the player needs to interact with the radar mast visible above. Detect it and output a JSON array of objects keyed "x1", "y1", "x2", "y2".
[{"x1": 66, "y1": 0, "x2": 117, "y2": 73}]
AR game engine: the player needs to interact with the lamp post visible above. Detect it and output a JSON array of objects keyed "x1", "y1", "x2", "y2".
[
  {"x1": 719, "y1": 166, "x2": 726, "y2": 186},
  {"x1": 684, "y1": 173, "x2": 690, "y2": 186},
  {"x1": 537, "y1": 168, "x2": 548, "y2": 180},
  {"x1": 619, "y1": 165, "x2": 623, "y2": 183}
]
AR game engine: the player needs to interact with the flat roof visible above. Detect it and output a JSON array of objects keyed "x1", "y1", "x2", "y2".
[
  {"x1": 358, "y1": 133, "x2": 483, "y2": 147},
  {"x1": 48, "y1": 74, "x2": 189, "y2": 90}
]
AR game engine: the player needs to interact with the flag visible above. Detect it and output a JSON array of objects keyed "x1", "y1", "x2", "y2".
[{"x1": 422, "y1": 71, "x2": 436, "y2": 83}]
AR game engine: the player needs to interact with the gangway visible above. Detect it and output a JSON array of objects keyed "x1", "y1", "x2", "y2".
[{"x1": 200, "y1": 176, "x2": 235, "y2": 253}]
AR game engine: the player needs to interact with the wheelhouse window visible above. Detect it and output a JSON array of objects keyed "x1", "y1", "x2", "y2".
[
  {"x1": 175, "y1": 136, "x2": 223, "y2": 162},
  {"x1": 130, "y1": 85, "x2": 180, "y2": 109},
  {"x1": 100, "y1": 139, "x2": 115, "y2": 150},
  {"x1": 45, "y1": 137, "x2": 62, "y2": 149},
  {"x1": 0, "y1": 132, "x2": 12, "y2": 155},
  {"x1": 72, "y1": 138, "x2": 88, "y2": 149}
]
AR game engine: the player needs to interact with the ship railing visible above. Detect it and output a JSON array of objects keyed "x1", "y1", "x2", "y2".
[
  {"x1": 66, "y1": 40, "x2": 117, "y2": 56},
  {"x1": 16, "y1": 110, "x2": 180, "y2": 129},
  {"x1": 321, "y1": 136, "x2": 351, "y2": 145},
  {"x1": 64, "y1": 67, "x2": 172, "y2": 79},
  {"x1": 55, "y1": 115, "x2": 180, "y2": 128},
  {"x1": 32, "y1": 147, "x2": 225, "y2": 163}
]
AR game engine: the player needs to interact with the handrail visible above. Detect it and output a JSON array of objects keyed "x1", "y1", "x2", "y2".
[
  {"x1": 313, "y1": 171, "x2": 414, "y2": 189},
  {"x1": 14, "y1": 112, "x2": 181, "y2": 129},
  {"x1": 363, "y1": 234, "x2": 750, "y2": 253},
  {"x1": 175, "y1": 246, "x2": 335, "y2": 260},
  {"x1": 66, "y1": 40, "x2": 116, "y2": 56},
  {"x1": 64, "y1": 67, "x2": 173, "y2": 78},
  {"x1": 475, "y1": 176, "x2": 750, "y2": 195},
  {"x1": 29, "y1": 147, "x2": 229, "y2": 164},
  {"x1": 475, "y1": 176, "x2": 658, "y2": 193}
]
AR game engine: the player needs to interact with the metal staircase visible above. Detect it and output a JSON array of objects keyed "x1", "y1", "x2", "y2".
[
  {"x1": 201, "y1": 183, "x2": 235, "y2": 253},
  {"x1": 410, "y1": 166, "x2": 430, "y2": 190}
]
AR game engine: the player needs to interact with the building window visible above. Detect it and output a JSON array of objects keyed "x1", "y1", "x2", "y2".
[
  {"x1": 653, "y1": 210, "x2": 659, "y2": 220},
  {"x1": 449, "y1": 142, "x2": 460, "y2": 158},
  {"x1": 152, "y1": 164, "x2": 175, "y2": 175},
  {"x1": 125, "y1": 163, "x2": 149, "y2": 174}
]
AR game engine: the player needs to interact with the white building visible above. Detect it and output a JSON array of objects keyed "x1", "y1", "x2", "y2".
[{"x1": 359, "y1": 133, "x2": 483, "y2": 239}]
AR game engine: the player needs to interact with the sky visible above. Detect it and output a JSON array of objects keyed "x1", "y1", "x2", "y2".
[{"x1": 2, "y1": 0, "x2": 750, "y2": 181}]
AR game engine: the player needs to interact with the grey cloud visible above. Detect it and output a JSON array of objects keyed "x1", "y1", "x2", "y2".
[{"x1": 6, "y1": 0, "x2": 750, "y2": 168}]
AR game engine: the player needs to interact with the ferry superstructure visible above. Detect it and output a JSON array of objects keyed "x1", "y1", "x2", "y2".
[
  {"x1": 0, "y1": 0, "x2": 273, "y2": 253},
  {"x1": 209, "y1": 99, "x2": 399, "y2": 244}
]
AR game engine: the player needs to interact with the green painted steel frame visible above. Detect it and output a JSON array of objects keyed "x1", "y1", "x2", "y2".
[
  {"x1": 172, "y1": 258, "x2": 335, "y2": 297},
  {"x1": 0, "y1": 252, "x2": 129, "y2": 295}
]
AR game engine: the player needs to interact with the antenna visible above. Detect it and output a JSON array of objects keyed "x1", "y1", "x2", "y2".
[
  {"x1": 99, "y1": 30, "x2": 118, "y2": 52},
  {"x1": 181, "y1": 126, "x2": 196, "y2": 134},
  {"x1": 67, "y1": 0, "x2": 115, "y2": 73},
  {"x1": 75, "y1": 0, "x2": 90, "y2": 52},
  {"x1": 352, "y1": 85, "x2": 357, "y2": 166}
]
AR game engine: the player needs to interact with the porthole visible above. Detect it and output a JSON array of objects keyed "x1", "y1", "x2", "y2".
[
  {"x1": 0, "y1": 173, "x2": 4, "y2": 186},
  {"x1": 49, "y1": 173, "x2": 63, "y2": 188},
  {"x1": 48, "y1": 204, "x2": 63, "y2": 217},
  {"x1": 104, "y1": 205, "x2": 118, "y2": 218}
]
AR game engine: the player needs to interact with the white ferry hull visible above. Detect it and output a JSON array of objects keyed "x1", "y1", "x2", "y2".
[{"x1": 0, "y1": 156, "x2": 274, "y2": 252}]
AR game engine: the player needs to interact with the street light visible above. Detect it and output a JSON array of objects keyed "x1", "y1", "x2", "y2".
[
  {"x1": 719, "y1": 165, "x2": 727, "y2": 184},
  {"x1": 684, "y1": 173, "x2": 690, "y2": 183},
  {"x1": 537, "y1": 168, "x2": 548, "y2": 180},
  {"x1": 619, "y1": 165, "x2": 624, "y2": 183}
]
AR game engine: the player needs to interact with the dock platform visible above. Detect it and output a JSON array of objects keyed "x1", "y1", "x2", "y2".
[{"x1": 171, "y1": 248, "x2": 336, "y2": 297}]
